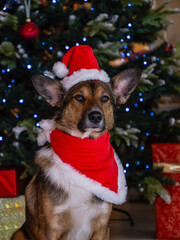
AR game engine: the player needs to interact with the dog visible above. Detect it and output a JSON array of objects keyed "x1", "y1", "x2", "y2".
[{"x1": 11, "y1": 46, "x2": 141, "y2": 240}]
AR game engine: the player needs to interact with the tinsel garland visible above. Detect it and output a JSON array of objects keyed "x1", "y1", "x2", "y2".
[{"x1": 0, "y1": 196, "x2": 25, "y2": 239}]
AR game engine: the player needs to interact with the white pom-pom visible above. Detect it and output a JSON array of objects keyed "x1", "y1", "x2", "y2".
[{"x1": 52, "y1": 61, "x2": 69, "y2": 78}]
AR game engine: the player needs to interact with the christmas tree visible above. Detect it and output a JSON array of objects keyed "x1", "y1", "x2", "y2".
[{"x1": 0, "y1": 0, "x2": 179, "y2": 203}]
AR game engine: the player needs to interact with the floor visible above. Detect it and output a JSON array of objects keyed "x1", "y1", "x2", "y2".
[{"x1": 109, "y1": 201, "x2": 157, "y2": 240}]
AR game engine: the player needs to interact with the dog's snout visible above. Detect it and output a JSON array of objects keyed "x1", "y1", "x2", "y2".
[{"x1": 88, "y1": 111, "x2": 103, "y2": 124}]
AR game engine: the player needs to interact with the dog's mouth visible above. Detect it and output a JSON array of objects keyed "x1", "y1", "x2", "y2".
[{"x1": 81, "y1": 127, "x2": 105, "y2": 139}]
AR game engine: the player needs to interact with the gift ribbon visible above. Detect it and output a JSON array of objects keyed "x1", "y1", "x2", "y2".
[{"x1": 154, "y1": 162, "x2": 180, "y2": 173}]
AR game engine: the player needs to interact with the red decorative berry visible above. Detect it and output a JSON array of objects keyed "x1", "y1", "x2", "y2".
[{"x1": 19, "y1": 21, "x2": 39, "y2": 40}]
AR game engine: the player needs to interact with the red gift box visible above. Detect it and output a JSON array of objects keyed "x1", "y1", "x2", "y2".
[
  {"x1": 152, "y1": 143, "x2": 180, "y2": 239},
  {"x1": 0, "y1": 166, "x2": 30, "y2": 197}
]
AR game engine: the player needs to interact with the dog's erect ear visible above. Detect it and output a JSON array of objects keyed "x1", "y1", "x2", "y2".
[
  {"x1": 32, "y1": 74, "x2": 63, "y2": 107},
  {"x1": 111, "y1": 68, "x2": 142, "y2": 107}
]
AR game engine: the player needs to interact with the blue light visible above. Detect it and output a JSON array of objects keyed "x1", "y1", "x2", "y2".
[
  {"x1": 2, "y1": 99, "x2": 6, "y2": 103},
  {"x1": 121, "y1": 53, "x2": 125, "y2": 57},
  {"x1": 33, "y1": 114, "x2": 38, "y2": 118},
  {"x1": 143, "y1": 61, "x2": 147, "y2": 65},
  {"x1": 126, "y1": 52, "x2": 131, "y2": 57},
  {"x1": 125, "y1": 107, "x2": 130, "y2": 112},
  {"x1": 84, "y1": 0, "x2": 88, "y2": 1},
  {"x1": 2, "y1": 69, "x2": 6, "y2": 73},
  {"x1": 11, "y1": 79, "x2": 15, "y2": 83},
  {"x1": 126, "y1": 163, "x2": 129, "y2": 168},
  {"x1": 90, "y1": 7, "x2": 95, "y2": 11},
  {"x1": 146, "y1": 132, "x2": 149, "y2": 136},
  {"x1": 142, "y1": 110, "x2": 146, "y2": 114},
  {"x1": 128, "y1": 3, "x2": 132, "y2": 7},
  {"x1": 7, "y1": 68, "x2": 11, "y2": 72},
  {"x1": 4, "y1": 37, "x2": 8, "y2": 41},
  {"x1": 139, "y1": 98, "x2": 144, "y2": 102},
  {"x1": 121, "y1": 58, "x2": 125, "y2": 62},
  {"x1": 143, "y1": 54, "x2": 146, "y2": 58},
  {"x1": 150, "y1": 112, "x2": 154, "y2": 117},
  {"x1": 65, "y1": 45, "x2": 70, "y2": 50},
  {"x1": 124, "y1": 45, "x2": 128, "y2": 49},
  {"x1": 156, "y1": 57, "x2": 160, "y2": 61},
  {"x1": 42, "y1": 42, "x2": 45, "y2": 46},
  {"x1": 36, "y1": 122, "x2": 40, "y2": 127},
  {"x1": 8, "y1": 84, "x2": 12, "y2": 88},
  {"x1": 16, "y1": 115, "x2": 19, "y2": 119},
  {"x1": 27, "y1": 64, "x2": 32, "y2": 69},
  {"x1": 141, "y1": 146, "x2": 145, "y2": 150},
  {"x1": 136, "y1": 161, "x2": 140, "y2": 165},
  {"x1": 127, "y1": 35, "x2": 131, "y2": 39},
  {"x1": 19, "y1": 99, "x2": 24, "y2": 103},
  {"x1": 124, "y1": 169, "x2": 127, "y2": 174},
  {"x1": 120, "y1": 39, "x2": 124, "y2": 43},
  {"x1": 52, "y1": 0, "x2": 56, "y2": 3},
  {"x1": 138, "y1": 92, "x2": 143, "y2": 96},
  {"x1": 49, "y1": 46, "x2": 53, "y2": 51},
  {"x1": 146, "y1": 165, "x2": 150, "y2": 169},
  {"x1": 0, "y1": 136, "x2": 3, "y2": 141},
  {"x1": 83, "y1": 37, "x2": 87, "y2": 42},
  {"x1": 3, "y1": 7, "x2": 7, "y2": 11},
  {"x1": 134, "y1": 103, "x2": 138, "y2": 107},
  {"x1": 76, "y1": 43, "x2": 80, "y2": 46},
  {"x1": 128, "y1": 23, "x2": 132, "y2": 27}
]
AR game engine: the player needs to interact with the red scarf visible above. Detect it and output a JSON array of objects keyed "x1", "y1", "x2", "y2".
[{"x1": 50, "y1": 129, "x2": 118, "y2": 193}]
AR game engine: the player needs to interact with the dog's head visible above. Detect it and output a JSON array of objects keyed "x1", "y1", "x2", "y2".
[{"x1": 32, "y1": 68, "x2": 141, "y2": 138}]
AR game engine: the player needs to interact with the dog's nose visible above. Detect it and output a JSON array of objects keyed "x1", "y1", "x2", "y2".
[{"x1": 88, "y1": 111, "x2": 103, "y2": 124}]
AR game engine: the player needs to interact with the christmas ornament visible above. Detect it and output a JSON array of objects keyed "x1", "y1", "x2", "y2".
[{"x1": 19, "y1": 0, "x2": 39, "y2": 40}]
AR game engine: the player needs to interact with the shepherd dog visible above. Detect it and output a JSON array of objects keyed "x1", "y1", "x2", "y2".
[{"x1": 11, "y1": 56, "x2": 141, "y2": 240}]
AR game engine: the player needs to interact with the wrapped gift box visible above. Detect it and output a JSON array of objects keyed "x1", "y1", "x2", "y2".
[
  {"x1": 152, "y1": 143, "x2": 180, "y2": 239},
  {"x1": 0, "y1": 166, "x2": 29, "y2": 197}
]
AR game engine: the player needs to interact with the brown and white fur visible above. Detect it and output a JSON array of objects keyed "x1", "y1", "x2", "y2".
[{"x1": 11, "y1": 68, "x2": 141, "y2": 240}]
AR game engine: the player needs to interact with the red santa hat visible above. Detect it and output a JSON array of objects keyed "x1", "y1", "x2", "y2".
[{"x1": 52, "y1": 45, "x2": 110, "y2": 90}]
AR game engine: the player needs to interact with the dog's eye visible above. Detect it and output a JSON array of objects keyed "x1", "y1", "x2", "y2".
[
  {"x1": 74, "y1": 94, "x2": 85, "y2": 103},
  {"x1": 101, "y1": 95, "x2": 110, "y2": 103}
]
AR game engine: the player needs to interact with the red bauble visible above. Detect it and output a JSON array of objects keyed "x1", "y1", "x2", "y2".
[{"x1": 19, "y1": 21, "x2": 39, "y2": 40}]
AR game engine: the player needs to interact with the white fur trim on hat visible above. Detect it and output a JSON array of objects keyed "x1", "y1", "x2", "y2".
[
  {"x1": 62, "y1": 69, "x2": 110, "y2": 90},
  {"x1": 52, "y1": 62, "x2": 69, "y2": 78}
]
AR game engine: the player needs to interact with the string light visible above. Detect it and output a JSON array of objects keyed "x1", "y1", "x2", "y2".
[
  {"x1": 128, "y1": 3, "x2": 132, "y2": 7},
  {"x1": 124, "y1": 45, "x2": 128, "y2": 49},
  {"x1": 139, "y1": 98, "x2": 144, "y2": 102},
  {"x1": 52, "y1": 0, "x2": 56, "y2": 3},
  {"x1": 136, "y1": 161, "x2": 140, "y2": 165},
  {"x1": 49, "y1": 46, "x2": 53, "y2": 50},
  {"x1": 124, "y1": 169, "x2": 127, "y2": 173},
  {"x1": 126, "y1": 52, "x2": 131, "y2": 57},
  {"x1": 76, "y1": 43, "x2": 80, "y2": 46},
  {"x1": 120, "y1": 39, "x2": 124, "y2": 42},
  {"x1": 2, "y1": 69, "x2": 6, "y2": 73},
  {"x1": 146, "y1": 165, "x2": 150, "y2": 169},
  {"x1": 0, "y1": 136, "x2": 3, "y2": 141},
  {"x1": 150, "y1": 112, "x2": 154, "y2": 117},
  {"x1": 33, "y1": 114, "x2": 38, "y2": 118},
  {"x1": 134, "y1": 103, "x2": 138, "y2": 107},
  {"x1": 19, "y1": 99, "x2": 24, "y2": 103},
  {"x1": 8, "y1": 84, "x2": 12, "y2": 88},
  {"x1": 82, "y1": 37, "x2": 87, "y2": 42},
  {"x1": 138, "y1": 92, "x2": 143, "y2": 97},
  {"x1": 143, "y1": 61, "x2": 147, "y2": 65},
  {"x1": 146, "y1": 132, "x2": 149, "y2": 136},
  {"x1": 128, "y1": 23, "x2": 132, "y2": 27},
  {"x1": 143, "y1": 54, "x2": 146, "y2": 58},
  {"x1": 2, "y1": 99, "x2": 6, "y2": 103},
  {"x1": 127, "y1": 35, "x2": 131, "y2": 39},
  {"x1": 126, "y1": 163, "x2": 129, "y2": 168},
  {"x1": 3, "y1": 6, "x2": 7, "y2": 11},
  {"x1": 141, "y1": 146, "x2": 145, "y2": 150},
  {"x1": 27, "y1": 64, "x2": 32, "y2": 69},
  {"x1": 36, "y1": 123, "x2": 40, "y2": 127},
  {"x1": 90, "y1": 7, "x2": 95, "y2": 11},
  {"x1": 65, "y1": 45, "x2": 70, "y2": 50},
  {"x1": 142, "y1": 110, "x2": 146, "y2": 114},
  {"x1": 7, "y1": 68, "x2": 11, "y2": 72},
  {"x1": 11, "y1": 79, "x2": 15, "y2": 83},
  {"x1": 41, "y1": 42, "x2": 45, "y2": 46},
  {"x1": 125, "y1": 107, "x2": 130, "y2": 112}
]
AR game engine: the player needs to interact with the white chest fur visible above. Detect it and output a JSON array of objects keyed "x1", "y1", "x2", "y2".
[{"x1": 54, "y1": 182, "x2": 109, "y2": 240}]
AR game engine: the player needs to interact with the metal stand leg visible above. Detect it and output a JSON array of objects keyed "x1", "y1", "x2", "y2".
[{"x1": 112, "y1": 207, "x2": 134, "y2": 226}]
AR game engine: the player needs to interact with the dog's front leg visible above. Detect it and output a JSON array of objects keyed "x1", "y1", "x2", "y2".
[{"x1": 90, "y1": 226, "x2": 110, "y2": 240}]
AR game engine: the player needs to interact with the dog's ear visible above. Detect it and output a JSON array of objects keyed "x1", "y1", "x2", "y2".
[
  {"x1": 32, "y1": 74, "x2": 64, "y2": 107},
  {"x1": 111, "y1": 68, "x2": 142, "y2": 107}
]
